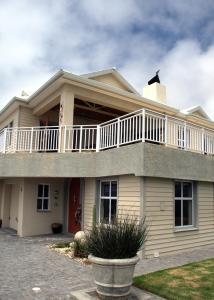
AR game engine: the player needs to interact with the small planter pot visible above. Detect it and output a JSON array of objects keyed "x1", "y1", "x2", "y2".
[
  {"x1": 51, "y1": 223, "x2": 62, "y2": 234},
  {"x1": 89, "y1": 255, "x2": 139, "y2": 299}
]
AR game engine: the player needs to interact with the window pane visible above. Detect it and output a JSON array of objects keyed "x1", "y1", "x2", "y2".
[
  {"x1": 175, "y1": 200, "x2": 181, "y2": 226},
  {"x1": 183, "y1": 200, "x2": 193, "y2": 226},
  {"x1": 37, "y1": 198, "x2": 42, "y2": 210},
  {"x1": 175, "y1": 182, "x2": 181, "y2": 198},
  {"x1": 44, "y1": 185, "x2": 49, "y2": 198},
  {"x1": 111, "y1": 199, "x2": 117, "y2": 222},
  {"x1": 43, "y1": 199, "x2": 49, "y2": 210},
  {"x1": 100, "y1": 198, "x2": 110, "y2": 223},
  {"x1": 38, "y1": 184, "x2": 43, "y2": 197},
  {"x1": 183, "y1": 182, "x2": 192, "y2": 198},
  {"x1": 111, "y1": 181, "x2": 117, "y2": 197},
  {"x1": 101, "y1": 182, "x2": 110, "y2": 197}
]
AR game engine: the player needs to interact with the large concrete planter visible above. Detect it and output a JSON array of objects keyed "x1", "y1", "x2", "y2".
[{"x1": 89, "y1": 255, "x2": 139, "y2": 299}]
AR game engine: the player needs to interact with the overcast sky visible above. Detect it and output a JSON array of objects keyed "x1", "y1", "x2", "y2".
[{"x1": 1, "y1": 0, "x2": 214, "y2": 117}]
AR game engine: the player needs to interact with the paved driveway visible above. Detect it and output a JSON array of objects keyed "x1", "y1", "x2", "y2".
[
  {"x1": 0, "y1": 229, "x2": 93, "y2": 300},
  {"x1": 1, "y1": 229, "x2": 214, "y2": 300}
]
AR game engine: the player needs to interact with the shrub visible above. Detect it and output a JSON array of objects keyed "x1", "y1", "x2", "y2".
[
  {"x1": 73, "y1": 239, "x2": 89, "y2": 258},
  {"x1": 87, "y1": 216, "x2": 147, "y2": 259}
]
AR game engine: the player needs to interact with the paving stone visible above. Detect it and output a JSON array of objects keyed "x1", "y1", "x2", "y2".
[{"x1": 1, "y1": 229, "x2": 214, "y2": 299}]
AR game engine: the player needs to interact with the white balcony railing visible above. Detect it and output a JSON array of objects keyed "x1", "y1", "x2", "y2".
[{"x1": 0, "y1": 108, "x2": 214, "y2": 155}]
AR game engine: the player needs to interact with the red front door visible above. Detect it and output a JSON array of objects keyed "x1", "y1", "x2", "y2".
[{"x1": 68, "y1": 178, "x2": 81, "y2": 233}]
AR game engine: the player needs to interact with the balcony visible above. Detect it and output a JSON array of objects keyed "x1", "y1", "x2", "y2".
[{"x1": 0, "y1": 109, "x2": 214, "y2": 155}]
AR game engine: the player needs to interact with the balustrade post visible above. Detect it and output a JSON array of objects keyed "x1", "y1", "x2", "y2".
[
  {"x1": 117, "y1": 119, "x2": 120, "y2": 148},
  {"x1": 30, "y1": 128, "x2": 34, "y2": 153},
  {"x1": 201, "y1": 128, "x2": 205, "y2": 154},
  {"x1": 96, "y1": 125, "x2": 100, "y2": 152},
  {"x1": 3, "y1": 128, "x2": 7, "y2": 154},
  {"x1": 13, "y1": 128, "x2": 17, "y2": 153},
  {"x1": 142, "y1": 109, "x2": 145, "y2": 142},
  {"x1": 63, "y1": 125, "x2": 67, "y2": 153},
  {"x1": 165, "y1": 115, "x2": 168, "y2": 145},
  {"x1": 58, "y1": 126, "x2": 62, "y2": 153},
  {"x1": 184, "y1": 122, "x2": 187, "y2": 150},
  {"x1": 79, "y1": 126, "x2": 83, "y2": 153}
]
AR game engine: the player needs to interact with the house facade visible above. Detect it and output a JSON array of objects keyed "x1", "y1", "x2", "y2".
[{"x1": 0, "y1": 68, "x2": 214, "y2": 258}]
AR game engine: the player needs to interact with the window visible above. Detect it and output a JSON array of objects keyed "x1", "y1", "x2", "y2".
[
  {"x1": 6, "y1": 121, "x2": 14, "y2": 146},
  {"x1": 175, "y1": 181, "x2": 194, "y2": 228},
  {"x1": 37, "y1": 184, "x2": 50, "y2": 211},
  {"x1": 99, "y1": 180, "x2": 117, "y2": 224}
]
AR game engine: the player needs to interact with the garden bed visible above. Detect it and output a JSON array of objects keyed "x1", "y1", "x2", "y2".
[
  {"x1": 48, "y1": 242, "x2": 91, "y2": 265},
  {"x1": 134, "y1": 258, "x2": 214, "y2": 300}
]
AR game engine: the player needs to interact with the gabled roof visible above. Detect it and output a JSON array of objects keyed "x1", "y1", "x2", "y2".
[
  {"x1": 181, "y1": 105, "x2": 211, "y2": 121},
  {"x1": 82, "y1": 68, "x2": 140, "y2": 95}
]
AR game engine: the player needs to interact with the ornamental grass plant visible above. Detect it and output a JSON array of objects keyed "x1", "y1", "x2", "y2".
[{"x1": 87, "y1": 216, "x2": 147, "y2": 259}]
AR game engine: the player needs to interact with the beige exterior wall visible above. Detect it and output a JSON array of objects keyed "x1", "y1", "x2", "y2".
[
  {"x1": 144, "y1": 177, "x2": 214, "y2": 257},
  {"x1": 118, "y1": 175, "x2": 141, "y2": 219},
  {"x1": 83, "y1": 178, "x2": 96, "y2": 230},
  {"x1": 91, "y1": 74, "x2": 130, "y2": 92},
  {"x1": 19, "y1": 107, "x2": 39, "y2": 127},
  {"x1": 0, "y1": 109, "x2": 20, "y2": 130},
  {"x1": 83, "y1": 175, "x2": 142, "y2": 230},
  {"x1": 20, "y1": 178, "x2": 64, "y2": 236}
]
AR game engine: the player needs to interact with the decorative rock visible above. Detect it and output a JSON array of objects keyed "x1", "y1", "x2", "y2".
[
  {"x1": 74, "y1": 231, "x2": 86, "y2": 241},
  {"x1": 69, "y1": 242, "x2": 75, "y2": 248}
]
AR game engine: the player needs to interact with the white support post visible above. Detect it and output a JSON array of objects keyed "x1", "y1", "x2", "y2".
[
  {"x1": 184, "y1": 122, "x2": 187, "y2": 150},
  {"x1": 79, "y1": 126, "x2": 83, "y2": 153},
  {"x1": 96, "y1": 125, "x2": 100, "y2": 152},
  {"x1": 58, "y1": 126, "x2": 62, "y2": 153},
  {"x1": 165, "y1": 115, "x2": 168, "y2": 145},
  {"x1": 63, "y1": 125, "x2": 67, "y2": 153},
  {"x1": 13, "y1": 128, "x2": 17, "y2": 153},
  {"x1": 3, "y1": 128, "x2": 7, "y2": 154},
  {"x1": 142, "y1": 109, "x2": 145, "y2": 142},
  {"x1": 30, "y1": 128, "x2": 33, "y2": 153},
  {"x1": 201, "y1": 128, "x2": 204, "y2": 154},
  {"x1": 117, "y1": 118, "x2": 120, "y2": 148}
]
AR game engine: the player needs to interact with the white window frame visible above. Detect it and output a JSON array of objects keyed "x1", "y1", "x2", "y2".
[
  {"x1": 37, "y1": 183, "x2": 50, "y2": 212},
  {"x1": 99, "y1": 180, "x2": 118, "y2": 224},
  {"x1": 174, "y1": 181, "x2": 194, "y2": 229}
]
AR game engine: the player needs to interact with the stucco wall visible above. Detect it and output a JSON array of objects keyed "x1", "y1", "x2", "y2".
[
  {"x1": 9, "y1": 184, "x2": 19, "y2": 230},
  {"x1": 144, "y1": 177, "x2": 214, "y2": 257},
  {"x1": 21, "y1": 178, "x2": 64, "y2": 236},
  {"x1": 1, "y1": 143, "x2": 214, "y2": 183}
]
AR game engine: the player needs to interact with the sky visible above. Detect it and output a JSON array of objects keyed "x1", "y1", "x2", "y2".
[{"x1": 1, "y1": 0, "x2": 214, "y2": 117}]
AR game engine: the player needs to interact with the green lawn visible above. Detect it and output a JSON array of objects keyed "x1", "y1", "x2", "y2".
[{"x1": 134, "y1": 258, "x2": 214, "y2": 300}]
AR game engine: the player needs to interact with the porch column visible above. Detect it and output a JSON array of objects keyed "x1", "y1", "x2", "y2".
[
  {"x1": 59, "y1": 87, "x2": 75, "y2": 152},
  {"x1": 59, "y1": 86, "x2": 75, "y2": 126}
]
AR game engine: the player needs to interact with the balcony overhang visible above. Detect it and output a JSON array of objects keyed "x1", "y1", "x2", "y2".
[{"x1": 0, "y1": 143, "x2": 214, "y2": 182}]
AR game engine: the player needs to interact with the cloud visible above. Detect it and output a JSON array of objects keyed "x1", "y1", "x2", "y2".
[{"x1": 0, "y1": 0, "x2": 214, "y2": 119}]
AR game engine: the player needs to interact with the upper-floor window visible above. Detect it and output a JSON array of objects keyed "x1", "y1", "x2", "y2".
[
  {"x1": 175, "y1": 181, "x2": 194, "y2": 228},
  {"x1": 99, "y1": 180, "x2": 117, "y2": 224},
  {"x1": 37, "y1": 184, "x2": 50, "y2": 211}
]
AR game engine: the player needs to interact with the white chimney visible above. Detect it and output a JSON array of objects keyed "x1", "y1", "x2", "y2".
[{"x1": 143, "y1": 82, "x2": 166, "y2": 104}]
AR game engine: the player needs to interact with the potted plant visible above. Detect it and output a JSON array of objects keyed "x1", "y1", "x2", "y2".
[
  {"x1": 51, "y1": 223, "x2": 62, "y2": 234},
  {"x1": 87, "y1": 216, "x2": 147, "y2": 299}
]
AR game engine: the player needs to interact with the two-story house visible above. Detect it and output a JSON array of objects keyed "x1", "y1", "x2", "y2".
[{"x1": 0, "y1": 68, "x2": 214, "y2": 258}]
